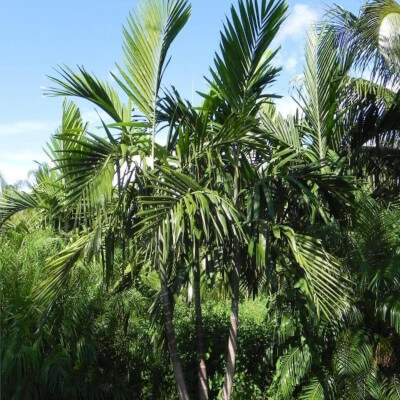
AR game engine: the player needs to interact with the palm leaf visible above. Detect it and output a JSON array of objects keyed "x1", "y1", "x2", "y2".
[
  {"x1": 274, "y1": 345, "x2": 312, "y2": 400},
  {"x1": 115, "y1": 0, "x2": 191, "y2": 122},
  {"x1": 333, "y1": 330, "x2": 373, "y2": 377},
  {"x1": 136, "y1": 167, "x2": 245, "y2": 245},
  {"x1": 0, "y1": 190, "x2": 40, "y2": 226},
  {"x1": 329, "y1": 0, "x2": 400, "y2": 82},
  {"x1": 207, "y1": 0, "x2": 287, "y2": 114},
  {"x1": 46, "y1": 66, "x2": 128, "y2": 122},
  {"x1": 298, "y1": 377, "x2": 325, "y2": 400},
  {"x1": 283, "y1": 227, "x2": 351, "y2": 317},
  {"x1": 299, "y1": 24, "x2": 352, "y2": 158}
]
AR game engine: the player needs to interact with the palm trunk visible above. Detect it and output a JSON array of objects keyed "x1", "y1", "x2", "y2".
[
  {"x1": 157, "y1": 228, "x2": 190, "y2": 400},
  {"x1": 161, "y1": 282, "x2": 190, "y2": 400},
  {"x1": 194, "y1": 260, "x2": 209, "y2": 400},
  {"x1": 221, "y1": 250, "x2": 241, "y2": 400},
  {"x1": 375, "y1": 133, "x2": 380, "y2": 187}
]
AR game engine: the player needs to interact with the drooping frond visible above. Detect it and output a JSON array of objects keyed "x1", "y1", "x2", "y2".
[
  {"x1": 35, "y1": 229, "x2": 99, "y2": 306},
  {"x1": 298, "y1": 377, "x2": 325, "y2": 400},
  {"x1": 329, "y1": 0, "x2": 400, "y2": 82},
  {"x1": 346, "y1": 76, "x2": 399, "y2": 106},
  {"x1": 46, "y1": 66, "x2": 128, "y2": 122},
  {"x1": 51, "y1": 130, "x2": 116, "y2": 210},
  {"x1": 0, "y1": 164, "x2": 63, "y2": 227},
  {"x1": 385, "y1": 376, "x2": 400, "y2": 400},
  {"x1": 0, "y1": 190, "x2": 40, "y2": 226},
  {"x1": 333, "y1": 330, "x2": 373, "y2": 377},
  {"x1": 136, "y1": 167, "x2": 245, "y2": 244},
  {"x1": 378, "y1": 295, "x2": 400, "y2": 334},
  {"x1": 283, "y1": 228, "x2": 351, "y2": 317}
]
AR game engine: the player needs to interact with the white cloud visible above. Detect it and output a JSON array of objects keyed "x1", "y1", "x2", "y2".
[
  {"x1": 0, "y1": 119, "x2": 56, "y2": 184},
  {"x1": 276, "y1": 4, "x2": 319, "y2": 43},
  {"x1": 0, "y1": 120, "x2": 58, "y2": 136},
  {"x1": 0, "y1": 110, "x2": 113, "y2": 139},
  {"x1": 0, "y1": 150, "x2": 48, "y2": 183},
  {"x1": 275, "y1": 96, "x2": 299, "y2": 117},
  {"x1": 273, "y1": 52, "x2": 300, "y2": 72},
  {"x1": 0, "y1": 111, "x2": 115, "y2": 185}
]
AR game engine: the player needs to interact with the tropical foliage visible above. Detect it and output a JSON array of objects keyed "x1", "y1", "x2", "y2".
[{"x1": 1, "y1": 0, "x2": 400, "y2": 399}]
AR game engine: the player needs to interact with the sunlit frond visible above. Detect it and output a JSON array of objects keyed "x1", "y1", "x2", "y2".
[
  {"x1": 115, "y1": 0, "x2": 191, "y2": 122},
  {"x1": 207, "y1": 0, "x2": 287, "y2": 113}
]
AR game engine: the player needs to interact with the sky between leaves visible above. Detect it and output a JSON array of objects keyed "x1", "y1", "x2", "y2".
[{"x1": 0, "y1": 0, "x2": 362, "y2": 184}]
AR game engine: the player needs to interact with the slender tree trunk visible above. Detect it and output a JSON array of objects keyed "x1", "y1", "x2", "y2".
[
  {"x1": 375, "y1": 133, "x2": 380, "y2": 187},
  {"x1": 161, "y1": 282, "x2": 190, "y2": 400},
  {"x1": 221, "y1": 250, "x2": 241, "y2": 400},
  {"x1": 194, "y1": 255, "x2": 209, "y2": 400},
  {"x1": 157, "y1": 229, "x2": 190, "y2": 400}
]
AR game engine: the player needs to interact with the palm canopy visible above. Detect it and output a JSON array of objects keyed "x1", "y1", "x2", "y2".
[{"x1": 1, "y1": 0, "x2": 352, "y2": 338}]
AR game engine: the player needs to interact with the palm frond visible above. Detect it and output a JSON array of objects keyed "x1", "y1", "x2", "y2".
[
  {"x1": 328, "y1": 0, "x2": 400, "y2": 83},
  {"x1": 299, "y1": 24, "x2": 352, "y2": 158},
  {"x1": 283, "y1": 228, "x2": 351, "y2": 317},
  {"x1": 46, "y1": 66, "x2": 127, "y2": 122},
  {"x1": 207, "y1": 0, "x2": 287, "y2": 113},
  {"x1": 260, "y1": 107, "x2": 302, "y2": 151},
  {"x1": 51, "y1": 129, "x2": 116, "y2": 214},
  {"x1": 136, "y1": 167, "x2": 245, "y2": 244},
  {"x1": 378, "y1": 295, "x2": 400, "y2": 334},
  {"x1": 274, "y1": 345, "x2": 312, "y2": 400},
  {"x1": 115, "y1": 0, "x2": 191, "y2": 122},
  {"x1": 333, "y1": 330, "x2": 373, "y2": 377},
  {"x1": 0, "y1": 190, "x2": 40, "y2": 226},
  {"x1": 385, "y1": 376, "x2": 400, "y2": 400},
  {"x1": 35, "y1": 229, "x2": 99, "y2": 306},
  {"x1": 298, "y1": 377, "x2": 325, "y2": 400}
]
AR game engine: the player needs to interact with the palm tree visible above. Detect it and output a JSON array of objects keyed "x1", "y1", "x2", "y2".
[
  {"x1": 280, "y1": 202, "x2": 400, "y2": 400},
  {"x1": 158, "y1": 5, "x2": 356, "y2": 397},
  {"x1": 43, "y1": 1, "x2": 193, "y2": 397},
  {"x1": 259, "y1": 2, "x2": 400, "y2": 396},
  {"x1": 254, "y1": 20, "x2": 360, "y2": 400},
  {"x1": 40, "y1": 1, "x2": 288, "y2": 398},
  {"x1": 328, "y1": 0, "x2": 400, "y2": 200},
  {"x1": 329, "y1": 0, "x2": 400, "y2": 82}
]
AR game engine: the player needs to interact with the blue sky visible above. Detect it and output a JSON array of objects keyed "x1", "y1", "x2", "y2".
[{"x1": 0, "y1": 0, "x2": 362, "y2": 183}]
